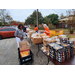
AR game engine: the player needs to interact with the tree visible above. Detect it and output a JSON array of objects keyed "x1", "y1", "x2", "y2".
[
  {"x1": 60, "y1": 13, "x2": 66, "y2": 19},
  {"x1": 5, "y1": 13, "x2": 13, "y2": 25},
  {"x1": 43, "y1": 17, "x2": 56, "y2": 29},
  {"x1": 43, "y1": 17, "x2": 51, "y2": 24},
  {"x1": 46, "y1": 14, "x2": 59, "y2": 25},
  {"x1": 25, "y1": 10, "x2": 43, "y2": 25},
  {"x1": 0, "y1": 22, "x2": 2, "y2": 26},
  {"x1": 0, "y1": 9, "x2": 13, "y2": 25},
  {"x1": 67, "y1": 9, "x2": 75, "y2": 34},
  {"x1": 0, "y1": 9, "x2": 6, "y2": 25}
]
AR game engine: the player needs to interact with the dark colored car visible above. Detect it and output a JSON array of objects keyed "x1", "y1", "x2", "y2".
[{"x1": 0, "y1": 27, "x2": 16, "y2": 39}]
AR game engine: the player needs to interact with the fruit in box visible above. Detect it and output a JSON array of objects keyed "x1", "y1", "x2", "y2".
[{"x1": 20, "y1": 51, "x2": 30, "y2": 57}]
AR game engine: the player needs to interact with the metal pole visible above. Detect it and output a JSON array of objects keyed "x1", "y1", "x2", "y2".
[{"x1": 37, "y1": 9, "x2": 38, "y2": 28}]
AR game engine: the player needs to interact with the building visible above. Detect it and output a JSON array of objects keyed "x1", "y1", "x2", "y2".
[
  {"x1": 58, "y1": 15, "x2": 73, "y2": 28},
  {"x1": 12, "y1": 21, "x2": 19, "y2": 26}
]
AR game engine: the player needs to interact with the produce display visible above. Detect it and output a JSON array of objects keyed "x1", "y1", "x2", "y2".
[
  {"x1": 40, "y1": 35, "x2": 75, "y2": 63},
  {"x1": 28, "y1": 31, "x2": 75, "y2": 63}
]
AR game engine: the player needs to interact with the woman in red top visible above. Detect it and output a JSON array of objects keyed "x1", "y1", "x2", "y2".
[{"x1": 43, "y1": 24, "x2": 50, "y2": 37}]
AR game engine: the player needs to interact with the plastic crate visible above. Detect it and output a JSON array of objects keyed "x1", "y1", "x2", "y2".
[{"x1": 19, "y1": 50, "x2": 34, "y2": 65}]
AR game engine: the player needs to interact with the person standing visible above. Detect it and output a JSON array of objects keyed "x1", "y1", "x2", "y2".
[
  {"x1": 43, "y1": 24, "x2": 50, "y2": 37},
  {"x1": 23, "y1": 25, "x2": 28, "y2": 39},
  {"x1": 34, "y1": 25, "x2": 38, "y2": 33},
  {"x1": 14, "y1": 24, "x2": 24, "y2": 51},
  {"x1": 23, "y1": 25, "x2": 26, "y2": 32}
]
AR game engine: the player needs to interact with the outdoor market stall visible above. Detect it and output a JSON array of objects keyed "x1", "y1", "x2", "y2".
[
  {"x1": 27, "y1": 30, "x2": 75, "y2": 65},
  {"x1": 41, "y1": 50, "x2": 75, "y2": 65},
  {"x1": 41, "y1": 35, "x2": 75, "y2": 65}
]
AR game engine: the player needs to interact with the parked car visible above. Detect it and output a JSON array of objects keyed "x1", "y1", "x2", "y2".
[{"x1": 0, "y1": 27, "x2": 16, "y2": 40}]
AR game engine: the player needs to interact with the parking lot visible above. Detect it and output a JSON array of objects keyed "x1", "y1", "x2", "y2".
[{"x1": 0, "y1": 37, "x2": 54, "y2": 65}]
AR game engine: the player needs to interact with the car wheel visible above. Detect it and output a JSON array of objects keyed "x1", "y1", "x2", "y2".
[{"x1": 0, "y1": 35, "x2": 3, "y2": 40}]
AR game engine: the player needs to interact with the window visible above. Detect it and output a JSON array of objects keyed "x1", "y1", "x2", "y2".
[
  {"x1": 0, "y1": 28, "x2": 16, "y2": 31},
  {"x1": 0, "y1": 28, "x2": 9, "y2": 31},
  {"x1": 8, "y1": 28, "x2": 16, "y2": 31}
]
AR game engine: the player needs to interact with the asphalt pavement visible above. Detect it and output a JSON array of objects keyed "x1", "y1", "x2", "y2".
[{"x1": 0, "y1": 37, "x2": 54, "y2": 65}]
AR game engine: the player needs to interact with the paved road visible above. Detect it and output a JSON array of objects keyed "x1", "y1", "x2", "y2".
[
  {"x1": 0, "y1": 37, "x2": 54, "y2": 65},
  {"x1": 0, "y1": 38, "x2": 19, "y2": 65}
]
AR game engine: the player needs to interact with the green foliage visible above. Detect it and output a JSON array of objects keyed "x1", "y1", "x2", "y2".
[
  {"x1": 0, "y1": 22, "x2": 2, "y2": 26},
  {"x1": 43, "y1": 17, "x2": 51, "y2": 25},
  {"x1": 25, "y1": 11, "x2": 59, "y2": 26},
  {"x1": 46, "y1": 14, "x2": 59, "y2": 25},
  {"x1": 49, "y1": 24, "x2": 56, "y2": 30},
  {"x1": 25, "y1": 10, "x2": 43, "y2": 25}
]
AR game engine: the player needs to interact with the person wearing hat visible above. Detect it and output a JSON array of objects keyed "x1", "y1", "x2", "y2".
[{"x1": 43, "y1": 24, "x2": 50, "y2": 37}]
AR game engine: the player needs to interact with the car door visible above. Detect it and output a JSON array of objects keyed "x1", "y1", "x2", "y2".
[
  {"x1": 0, "y1": 28, "x2": 10, "y2": 38},
  {"x1": 8, "y1": 28, "x2": 16, "y2": 37}
]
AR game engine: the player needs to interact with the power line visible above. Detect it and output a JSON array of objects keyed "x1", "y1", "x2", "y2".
[
  {"x1": 39, "y1": 9, "x2": 52, "y2": 17},
  {"x1": 44, "y1": 9, "x2": 52, "y2": 14},
  {"x1": 52, "y1": 9, "x2": 61, "y2": 15}
]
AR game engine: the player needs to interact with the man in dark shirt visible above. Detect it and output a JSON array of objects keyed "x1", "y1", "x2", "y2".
[
  {"x1": 23, "y1": 25, "x2": 26, "y2": 32},
  {"x1": 23, "y1": 25, "x2": 27, "y2": 39}
]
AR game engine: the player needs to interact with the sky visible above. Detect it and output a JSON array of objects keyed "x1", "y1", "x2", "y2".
[{"x1": 7, "y1": 9, "x2": 70, "y2": 22}]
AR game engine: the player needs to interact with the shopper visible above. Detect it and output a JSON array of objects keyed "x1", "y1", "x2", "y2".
[
  {"x1": 14, "y1": 24, "x2": 24, "y2": 51},
  {"x1": 35, "y1": 25, "x2": 38, "y2": 33},
  {"x1": 23, "y1": 25, "x2": 27, "y2": 39},
  {"x1": 43, "y1": 24, "x2": 50, "y2": 37},
  {"x1": 23, "y1": 25, "x2": 26, "y2": 32}
]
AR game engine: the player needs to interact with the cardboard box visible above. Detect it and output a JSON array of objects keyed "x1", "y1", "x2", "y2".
[
  {"x1": 43, "y1": 38, "x2": 57, "y2": 46},
  {"x1": 19, "y1": 41, "x2": 30, "y2": 52},
  {"x1": 42, "y1": 36, "x2": 50, "y2": 39},
  {"x1": 40, "y1": 33, "x2": 46, "y2": 37},
  {"x1": 43, "y1": 39, "x2": 48, "y2": 46},
  {"x1": 31, "y1": 37, "x2": 43, "y2": 44},
  {"x1": 29, "y1": 31, "x2": 35, "y2": 39}
]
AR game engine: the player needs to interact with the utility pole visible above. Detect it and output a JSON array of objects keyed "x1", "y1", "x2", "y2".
[{"x1": 37, "y1": 9, "x2": 38, "y2": 28}]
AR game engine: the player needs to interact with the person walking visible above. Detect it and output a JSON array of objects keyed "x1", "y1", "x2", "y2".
[{"x1": 14, "y1": 24, "x2": 24, "y2": 51}]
